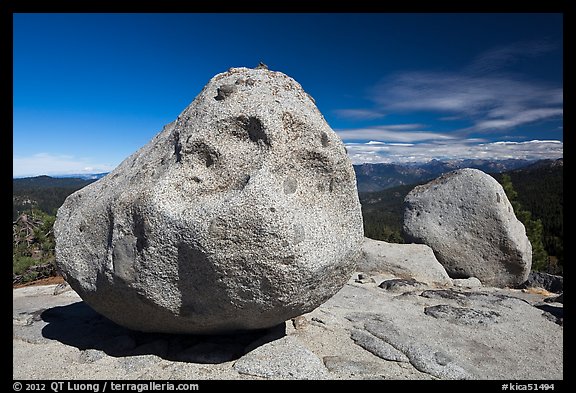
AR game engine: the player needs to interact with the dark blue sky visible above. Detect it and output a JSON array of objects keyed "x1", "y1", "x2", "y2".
[{"x1": 13, "y1": 13, "x2": 563, "y2": 176}]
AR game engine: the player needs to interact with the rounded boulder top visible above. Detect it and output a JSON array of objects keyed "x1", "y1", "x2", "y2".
[{"x1": 54, "y1": 66, "x2": 364, "y2": 334}]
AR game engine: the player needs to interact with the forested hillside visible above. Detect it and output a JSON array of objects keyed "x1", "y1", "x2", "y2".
[
  {"x1": 13, "y1": 176, "x2": 98, "y2": 284},
  {"x1": 492, "y1": 159, "x2": 563, "y2": 272},
  {"x1": 13, "y1": 176, "x2": 96, "y2": 220},
  {"x1": 359, "y1": 184, "x2": 417, "y2": 243}
]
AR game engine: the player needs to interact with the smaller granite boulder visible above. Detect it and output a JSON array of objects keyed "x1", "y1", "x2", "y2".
[
  {"x1": 452, "y1": 277, "x2": 482, "y2": 288},
  {"x1": 403, "y1": 168, "x2": 531, "y2": 288},
  {"x1": 360, "y1": 237, "x2": 452, "y2": 286}
]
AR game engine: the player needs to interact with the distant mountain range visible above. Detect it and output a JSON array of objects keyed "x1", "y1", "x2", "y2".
[
  {"x1": 353, "y1": 158, "x2": 562, "y2": 193},
  {"x1": 52, "y1": 172, "x2": 109, "y2": 180},
  {"x1": 13, "y1": 172, "x2": 109, "y2": 181},
  {"x1": 14, "y1": 159, "x2": 563, "y2": 195},
  {"x1": 13, "y1": 175, "x2": 99, "y2": 190}
]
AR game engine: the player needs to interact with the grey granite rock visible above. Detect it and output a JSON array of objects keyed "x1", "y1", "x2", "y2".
[
  {"x1": 78, "y1": 349, "x2": 106, "y2": 364},
  {"x1": 360, "y1": 237, "x2": 452, "y2": 286},
  {"x1": 322, "y1": 356, "x2": 385, "y2": 376},
  {"x1": 54, "y1": 67, "x2": 363, "y2": 334},
  {"x1": 53, "y1": 282, "x2": 72, "y2": 295},
  {"x1": 419, "y1": 289, "x2": 527, "y2": 310},
  {"x1": 363, "y1": 319, "x2": 476, "y2": 380},
  {"x1": 453, "y1": 277, "x2": 482, "y2": 288},
  {"x1": 520, "y1": 272, "x2": 563, "y2": 293},
  {"x1": 403, "y1": 168, "x2": 532, "y2": 287},
  {"x1": 233, "y1": 336, "x2": 329, "y2": 379},
  {"x1": 378, "y1": 278, "x2": 427, "y2": 291},
  {"x1": 118, "y1": 355, "x2": 161, "y2": 373},
  {"x1": 13, "y1": 280, "x2": 563, "y2": 380},
  {"x1": 355, "y1": 272, "x2": 376, "y2": 284},
  {"x1": 424, "y1": 305, "x2": 501, "y2": 325},
  {"x1": 291, "y1": 315, "x2": 308, "y2": 330},
  {"x1": 534, "y1": 303, "x2": 563, "y2": 326},
  {"x1": 350, "y1": 329, "x2": 409, "y2": 362}
]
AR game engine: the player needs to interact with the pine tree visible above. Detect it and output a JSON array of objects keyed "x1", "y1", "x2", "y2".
[
  {"x1": 500, "y1": 174, "x2": 548, "y2": 271},
  {"x1": 13, "y1": 208, "x2": 57, "y2": 284}
]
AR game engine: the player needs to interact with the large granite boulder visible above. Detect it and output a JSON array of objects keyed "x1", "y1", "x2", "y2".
[
  {"x1": 54, "y1": 66, "x2": 364, "y2": 334},
  {"x1": 403, "y1": 168, "x2": 531, "y2": 287}
]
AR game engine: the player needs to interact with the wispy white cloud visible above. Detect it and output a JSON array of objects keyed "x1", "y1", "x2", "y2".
[
  {"x1": 361, "y1": 40, "x2": 563, "y2": 135},
  {"x1": 474, "y1": 108, "x2": 563, "y2": 131},
  {"x1": 333, "y1": 41, "x2": 562, "y2": 164},
  {"x1": 13, "y1": 153, "x2": 116, "y2": 178},
  {"x1": 333, "y1": 109, "x2": 386, "y2": 120},
  {"x1": 336, "y1": 125, "x2": 453, "y2": 143},
  {"x1": 376, "y1": 123, "x2": 426, "y2": 130},
  {"x1": 466, "y1": 40, "x2": 557, "y2": 74},
  {"x1": 345, "y1": 139, "x2": 563, "y2": 165},
  {"x1": 373, "y1": 72, "x2": 562, "y2": 129},
  {"x1": 365, "y1": 140, "x2": 416, "y2": 146}
]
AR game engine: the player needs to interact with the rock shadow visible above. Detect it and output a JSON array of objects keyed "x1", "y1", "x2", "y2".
[
  {"x1": 40, "y1": 302, "x2": 286, "y2": 364},
  {"x1": 534, "y1": 303, "x2": 563, "y2": 325}
]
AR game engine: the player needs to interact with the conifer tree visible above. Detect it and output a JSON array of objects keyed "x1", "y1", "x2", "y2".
[{"x1": 500, "y1": 174, "x2": 548, "y2": 271}]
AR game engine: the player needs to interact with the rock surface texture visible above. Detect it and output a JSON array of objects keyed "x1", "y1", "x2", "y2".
[
  {"x1": 360, "y1": 237, "x2": 452, "y2": 286},
  {"x1": 13, "y1": 275, "x2": 563, "y2": 380},
  {"x1": 520, "y1": 272, "x2": 563, "y2": 293},
  {"x1": 403, "y1": 168, "x2": 532, "y2": 287},
  {"x1": 54, "y1": 67, "x2": 364, "y2": 334}
]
